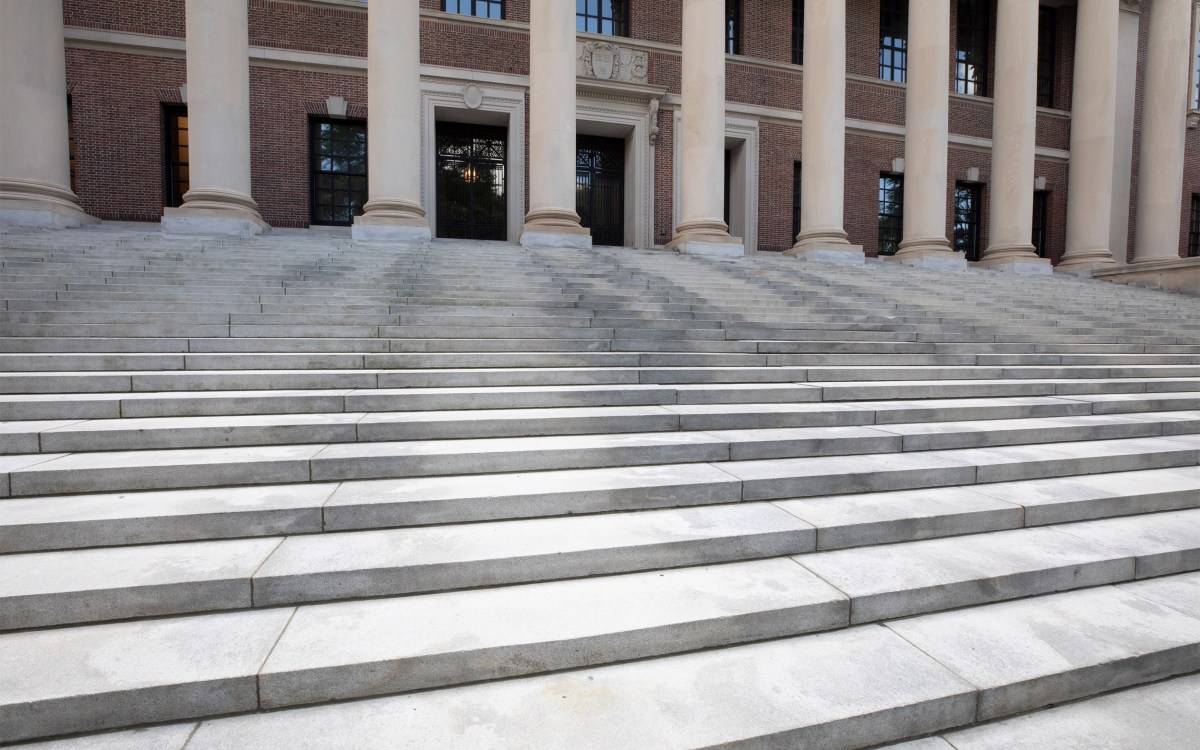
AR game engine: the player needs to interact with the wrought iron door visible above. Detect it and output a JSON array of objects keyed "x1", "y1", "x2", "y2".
[
  {"x1": 435, "y1": 122, "x2": 507, "y2": 241},
  {"x1": 576, "y1": 135, "x2": 625, "y2": 247}
]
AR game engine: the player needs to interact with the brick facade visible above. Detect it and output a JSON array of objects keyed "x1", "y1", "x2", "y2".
[{"x1": 59, "y1": 0, "x2": 1196, "y2": 261}]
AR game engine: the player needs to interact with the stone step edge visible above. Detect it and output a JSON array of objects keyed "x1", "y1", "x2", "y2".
[{"x1": 4, "y1": 575, "x2": 1197, "y2": 747}]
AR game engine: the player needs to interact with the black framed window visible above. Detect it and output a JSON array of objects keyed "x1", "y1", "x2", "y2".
[
  {"x1": 955, "y1": 0, "x2": 989, "y2": 96},
  {"x1": 67, "y1": 95, "x2": 78, "y2": 194},
  {"x1": 1036, "y1": 7, "x2": 1056, "y2": 108},
  {"x1": 309, "y1": 118, "x2": 368, "y2": 226},
  {"x1": 442, "y1": 0, "x2": 503, "y2": 18},
  {"x1": 163, "y1": 105, "x2": 189, "y2": 208},
  {"x1": 577, "y1": 0, "x2": 628, "y2": 37},
  {"x1": 878, "y1": 173, "x2": 904, "y2": 256},
  {"x1": 1032, "y1": 190, "x2": 1050, "y2": 258},
  {"x1": 792, "y1": 0, "x2": 804, "y2": 65},
  {"x1": 954, "y1": 181, "x2": 983, "y2": 261},
  {"x1": 792, "y1": 162, "x2": 802, "y2": 243},
  {"x1": 879, "y1": 0, "x2": 908, "y2": 83},
  {"x1": 726, "y1": 0, "x2": 741, "y2": 54},
  {"x1": 723, "y1": 149, "x2": 732, "y2": 230},
  {"x1": 1190, "y1": 195, "x2": 1200, "y2": 257}
]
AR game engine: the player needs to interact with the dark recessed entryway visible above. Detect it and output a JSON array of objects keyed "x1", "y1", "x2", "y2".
[
  {"x1": 435, "y1": 122, "x2": 507, "y2": 241},
  {"x1": 576, "y1": 135, "x2": 625, "y2": 247}
]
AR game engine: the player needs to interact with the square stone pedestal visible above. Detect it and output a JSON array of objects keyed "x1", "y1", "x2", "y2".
[
  {"x1": 520, "y1": 231, "x2": 593, "y2": 249},
  {"x1": 162, "y1": 207, "x2": 269, "y2": 237},
  {"x1": 787, "y1": 243, "x2": 866, "y2": 266},
  {"x1": 889, "y1": 250, "x2": 968, "y2": 271},
  {"x1": 672, "y1": 240, "x2": 745, "y2": 260},
  {"x1": 978, "y1": 256, "x2": 1053, "y2": 275},
  {"x1": 352, "y1": 223, "x2": 432, "y2": 242}
]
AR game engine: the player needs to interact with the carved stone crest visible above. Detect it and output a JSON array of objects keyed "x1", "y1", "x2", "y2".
[{"x1": 577, "y1": 41, "x2": 648, "y2": 84}]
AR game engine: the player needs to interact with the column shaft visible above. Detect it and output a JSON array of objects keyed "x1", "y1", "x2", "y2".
[
  {"x1": 1060, "y1": 0, "x2": 1119, "y2": 271},
  {"x1": 896, "y1": 0, "x2": 960, "y2": 268},
  {"x1": 667, "y1": 0, "x2": 741, "y2": 257},
  {"x1": 980, "y1": 0, "x2": 1047, "y2": 272},
  {"x1": 353, "y1": 0, "x2": 430, "y2": 241},
  {"x1": 1108, "y1": 3, "x2": 1141, "y2": 265},
  {"x1": 164, "y1": 0, "x2": 266, "y2": 235},
  {"x1": 788, "y1": 0, "x2": 862, "y2": 263},
  {"x1": 521, "y1": 1, "x2": 589, "y2": 247},
  {"x1": 1133, "y1": 0, "x2": 1191, "y2": 262},
  {"x1": 0, "y1": 0, "x2": 96, "y2": 228}
]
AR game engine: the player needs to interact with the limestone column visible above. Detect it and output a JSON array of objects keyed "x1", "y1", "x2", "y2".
[
  {"x1": 667, "y1": 0, "x2": 743, "y2": 257},
  {"x1": 979, "y1": 0, "x2": 1049, "y2": 273},
  {"x1": 0, "y1": 0, "x2": 97, "y2": 228},
  {"x1": 353, "y1": 0, "x2": 430, "y2": 241},
  {"x1": 1133, "y1": 0, "x2": 1191, "y2": 262},
  {"x1": 895, "y1": 0, "x2": 961, "y2": 269},
  {"x1": 520, "y1": 0, "x2": 589, "y2": 247},
  {"x1": 787, "y1": 0, "x2": 863, "y2": 263},
  {"x1": 163, "y1": 0, "x2": 267, "y2": 235},
  {"x1": 1108, "y1": 1, "x2": 1142, "y2": 265},
  {"x1": 1059, "y1": 0, "x2": 1120, "y2": 272}
]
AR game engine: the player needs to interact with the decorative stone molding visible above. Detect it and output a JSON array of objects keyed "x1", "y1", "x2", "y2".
[
  {"x1": 649, "y1": 99, "x2": 660, "y2": 145},
  {"x1": 463, "y1": 84, "x2": 483, "y2": 110},
  {"x1": 1189, "y1": 110, "x2": 1200, "y2": 130},
  {"x1": 577, "y1": 41, "x2": 648, "y2": 84}
]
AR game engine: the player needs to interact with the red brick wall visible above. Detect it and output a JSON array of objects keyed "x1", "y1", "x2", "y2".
[
  {"x1": 63, "y1": 0, "x2": 185, "y2": 38},
  {"x1": 756, "y1": 121, "x2": 801, "y2": 254},
  {"x1": 249, "y1": 0, "x2": 366, "y2": 57},
  {"x1": 65, "y1": 48, "x2": 186, "y2": 222},
  {"x1": 249, "y1": 67, "x2": 367, "y2": 228}
]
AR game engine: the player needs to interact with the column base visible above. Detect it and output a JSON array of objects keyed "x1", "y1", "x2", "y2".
[
  {"x1": 0, "y1": 178, "x2": 98, "y2": 229},
  {"x1": 352, "y1": 199, "x2": 431, "y2": 242},
  {"x1": 520, "y1": 208, "x2": 592, "y2": 249},
  {"x1": 891, "y1": 238, "x2": 967, "y2": 270},
  {"x1": 162, "y1": 189, "x2": 268, "y2": 236},
  {"x1": 978, "y1": 243, "x2": 1053, "y2": 275},
  {"x1": 785, "y1": 229, "x2": 864, "y2": 265},
  {"x1": 665, "y1": 220, "x2": 744, "y2": 259}
]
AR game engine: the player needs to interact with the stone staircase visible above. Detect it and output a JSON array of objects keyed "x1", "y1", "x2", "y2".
[{"x1": 2, "y1": 224, "x2": 1199, "y2": 749}]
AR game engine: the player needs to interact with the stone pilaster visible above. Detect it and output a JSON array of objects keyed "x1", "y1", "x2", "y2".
[
  {"x1": 353, "y1": 0, "x2": 430, "y2": 241},
  {"x1": 1133, "y1": 0, "x2": 1191, "y2": 262},
  {"x1": 0, "y1": 0, "x2": 97, "y2": 229},
  {"x1": 163, "y1": 0, "x2": 267, "y2": 236},
  {"x1": 666, "y1": 0, "x2": 743, "y2": 258},
  {"x1": 894, "y1": 0, "x2": 961, "y2": 269},
  {"x1": 979, "y1": 0, "x2": 1049, "y2": 273},
  {"x1": 1059, "y1": 0, "x2": 1120, "y2": 273},
  {"x1": 520, "y1": 0, "x2": 589, "y2": 248},
  {"x1": 787, "y1": 0, "x2": 862, "y2": 264}
]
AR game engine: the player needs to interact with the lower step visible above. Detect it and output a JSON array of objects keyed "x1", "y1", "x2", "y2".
[{"x1": 6, "y1": 575, "x2": 1197, "y2": 747}]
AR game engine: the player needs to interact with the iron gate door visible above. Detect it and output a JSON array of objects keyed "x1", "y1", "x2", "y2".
[
  {"x1": 435, "y1": 122, "x2": 507, "y2": 241},
  {"x1": 576, "y1": 135, "x2": 625, "y2": 247}
]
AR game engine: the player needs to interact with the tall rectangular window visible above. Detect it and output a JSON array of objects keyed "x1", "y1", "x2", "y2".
[
  {"x1": 954, "y1": 182, "x2": 982, "y2": 261},
  {"x1": 792, "y1": 162, "x2": 802, "y2": 243},
  {"x1": 878, "y1": 173, "x2": 904, "y2": 257},
  {"x1": 309, "y1": 118, "x2": 368, "y2": 226},
  {"x1": 1190, "y1": 195, "x2": 1200, "y2": 257},
  {"x1": 163, "y1": 105, "x2": 189, "y2": 208},
  {"x1": 1032, "y1": 190, "x2": 1050, "y2": 258},
  {"x1": 955, "y1": 0, "x2": 989, "y2": 96},
  {"x1": 792, "y1": 0, "x2": 804, "y2": 65},
  {"x1": 67, "y1": 95, "x2": 78, "y2": 194},
  {"x1": 879, "y1": 0, "x2": 908, "y2": 83},
  {"x1": 442, "y1": 0, "x2": 503, "y2": 19},
  {"x1": 726, "y1": 0, "x2": 741, "y2": 55},
  {"x1": 1036, "y1": 7, "x2": 1057, "y2": 108},
  {"x1": 577, "y1": 0, "x2": 628, "y2": 37}
]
